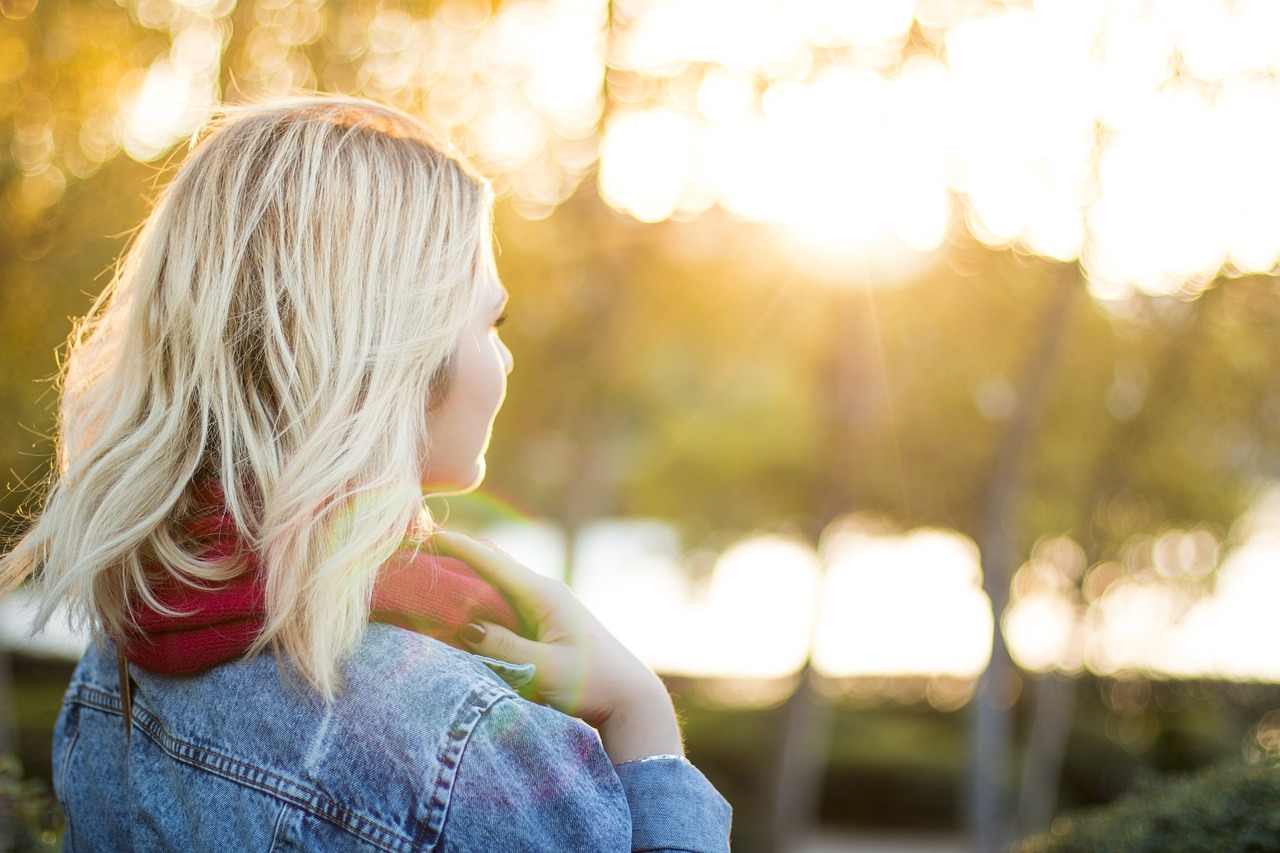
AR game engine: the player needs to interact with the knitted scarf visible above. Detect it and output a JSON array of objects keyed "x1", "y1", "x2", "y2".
[{"x1": 121, "y1": 497, "x2": 520, "y2": 676}]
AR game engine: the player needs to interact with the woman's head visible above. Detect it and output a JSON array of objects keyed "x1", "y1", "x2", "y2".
[
  {"x1": 141, "y1": 97, "x2": 497, "y2": 493},
  {"x1": 2, "y1": 96, "x2": 503, "y2": 695}
]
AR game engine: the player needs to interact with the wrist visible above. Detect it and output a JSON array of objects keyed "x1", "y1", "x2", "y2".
[{"x1": 597, "y1": 676, "x2": 684, "y2": 765}]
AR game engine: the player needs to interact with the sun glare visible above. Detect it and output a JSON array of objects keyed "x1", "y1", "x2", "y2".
[
  {"x1": 599, "y1": 0, "x2": 1280, "y2": 293},
  {"x1": 99, "y1": 0, "x2": 1280, "y2": 293}
]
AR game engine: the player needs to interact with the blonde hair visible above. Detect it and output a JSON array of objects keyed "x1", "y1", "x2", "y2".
[{"x1": 0, "y1": 97, "x2": 493, "y2": 697}]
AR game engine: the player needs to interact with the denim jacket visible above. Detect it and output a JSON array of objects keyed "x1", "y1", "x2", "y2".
[{"x1": 52, "y1": 623, "x2": 732, "y2": 851}]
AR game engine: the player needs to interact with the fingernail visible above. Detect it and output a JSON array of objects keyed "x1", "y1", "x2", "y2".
[{"x1": 460, "y1": 622, "x2": 487, "y2": 645}]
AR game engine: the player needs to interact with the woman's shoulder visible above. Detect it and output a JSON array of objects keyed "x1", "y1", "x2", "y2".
[
  {"x1": 63, "y1": 625, "x2": 607, "y2": 851},
  {"x1": 340, "y1": 621, "x2": 539, "y2": 717},
  {"x1": 109, "y1": 625, "x2": 541, "y2": 757}
]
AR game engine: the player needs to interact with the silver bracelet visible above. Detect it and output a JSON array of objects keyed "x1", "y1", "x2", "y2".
[{"x1": 619, "y1": 753, "x2": 685, "y2": 766}]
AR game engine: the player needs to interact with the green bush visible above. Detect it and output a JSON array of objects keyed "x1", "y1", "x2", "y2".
[
  {"x1": 0, "y1": 754, "x2": 62, "y2": 852},
  {"x1": 1015, "y1": 760, "x2": 1280, "y2": 853}
]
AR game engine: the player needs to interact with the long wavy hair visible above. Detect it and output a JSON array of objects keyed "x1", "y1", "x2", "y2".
[{"x1": 0, "y1": 97, "x2": 493, "y2": 697}]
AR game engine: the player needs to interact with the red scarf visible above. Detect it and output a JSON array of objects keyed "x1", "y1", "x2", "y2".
[{"x1": 122, "y1": 498, "x2": 521, "y2": 676}]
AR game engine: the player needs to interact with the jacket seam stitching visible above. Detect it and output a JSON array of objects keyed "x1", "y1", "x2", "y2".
[
  {"x1": 66, "y1": 686, "x2": 423, "y2": 853},
  {"x1": 417, "y1": 683, "x2": 511, "y2": 850}
]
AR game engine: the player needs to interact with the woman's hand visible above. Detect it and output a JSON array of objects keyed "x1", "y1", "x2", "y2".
[{"x1": 431, "y1": 530, "x2": 684, "y2": 765}]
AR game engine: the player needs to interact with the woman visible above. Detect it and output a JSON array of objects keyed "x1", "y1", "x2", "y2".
[{"x1": 0, "y1": 97, "x2": 731, "y2": 850}]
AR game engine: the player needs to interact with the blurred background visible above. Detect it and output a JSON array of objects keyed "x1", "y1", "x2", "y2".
[{"x1": 5, "y1": 0, "x2": 1280, "y2": 850}]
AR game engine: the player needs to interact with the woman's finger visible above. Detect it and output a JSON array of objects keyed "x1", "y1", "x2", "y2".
[
  {"x1": 459, "y1": 620, "x2": 551, "y2": 673},
  {"x1": 431, "y1": 530, "x2": 552, "y2": 612}
]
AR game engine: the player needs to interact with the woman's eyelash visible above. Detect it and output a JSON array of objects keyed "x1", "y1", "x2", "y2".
[{"x1": 494, "y1": 312, "x2": 507, "y2": 328}]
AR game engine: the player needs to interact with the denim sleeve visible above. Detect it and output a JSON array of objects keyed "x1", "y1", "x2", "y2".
[
  {"x1": 441, "y1": 695, "x2": 732, "y2": 852},
  {"x1": 615, "y1": 755, "x2": 732, "y2": 852}
]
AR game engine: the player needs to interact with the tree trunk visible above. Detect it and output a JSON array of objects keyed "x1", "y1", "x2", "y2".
[
  {"x1": 1015, "y1": 670, "x2": 1076, "y2": 837},
  {"x1": 763, "y1": 284, "x2": 882, "y2": 851},
  {"x1": 1011, "y1": 283, "x2": 1216, "y2": 838},
  {"x1": 764, "y1": 664, "x2": 833, "y2": 853},
  {"x1": 968, "y1": 263, "x2": 1078, "y2": 853}
]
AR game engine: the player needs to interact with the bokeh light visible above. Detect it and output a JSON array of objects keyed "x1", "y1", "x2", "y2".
[
  {"x1": 1002, "y1": 494, "x2": 1280, "y2": 684},
  {"x1": 813, "y1": 523, "x2": 993, "y2": 678}
]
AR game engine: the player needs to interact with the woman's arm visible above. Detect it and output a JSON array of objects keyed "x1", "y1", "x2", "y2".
[{"x1": 432, "y1": 531, "x2": 732, "y2": 850}]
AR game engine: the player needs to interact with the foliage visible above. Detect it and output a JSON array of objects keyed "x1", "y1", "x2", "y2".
[
  {"x1": 1014, "y1": 760, "x2": 1280, "y2": 853},
  {"x1": 483, "y1": 203, "x2": 1278, "y2": 553},
  {"x1": 0, "y1": 754, "x2": 62, "y2": 852}
]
